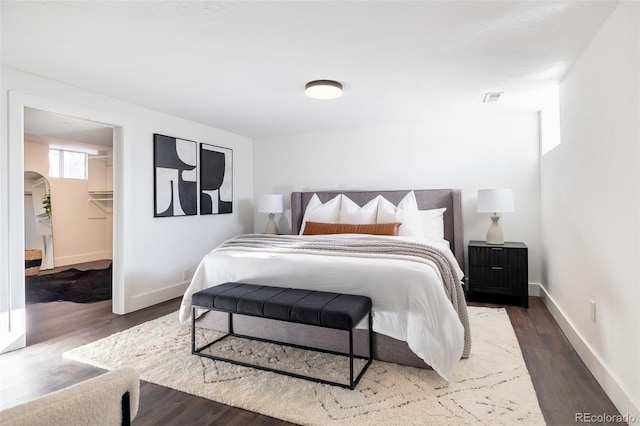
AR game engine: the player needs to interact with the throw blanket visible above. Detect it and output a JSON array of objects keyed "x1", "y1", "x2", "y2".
[{"x1": 218, "y1": 234, "x2": 471, "y2": 358}]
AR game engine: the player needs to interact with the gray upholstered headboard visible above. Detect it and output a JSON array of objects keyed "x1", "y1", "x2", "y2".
[{"x1": 290, "y1": 189, "x2": 464, "y2": 271}]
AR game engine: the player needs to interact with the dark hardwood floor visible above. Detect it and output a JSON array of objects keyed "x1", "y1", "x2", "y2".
[
  {"x1": 506, "y1": 298, "x2": 622, "y2": 425},
  {"x1": 0, "y1": 297, "x2": 621, "y2": 425}
]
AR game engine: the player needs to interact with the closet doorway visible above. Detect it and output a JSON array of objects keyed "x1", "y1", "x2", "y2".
[{"x1": 23, "y1": 107, "x2": 114, "y2": 315}]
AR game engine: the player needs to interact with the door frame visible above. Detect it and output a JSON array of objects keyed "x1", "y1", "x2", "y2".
[{"x1": 1, "y1": 91, "x2": 127, "y2": 353}]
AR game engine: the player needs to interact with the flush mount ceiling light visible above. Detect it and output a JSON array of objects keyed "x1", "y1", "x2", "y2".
[{"x1": 305, "y1": 80, "x2": 343, "y2": 100}]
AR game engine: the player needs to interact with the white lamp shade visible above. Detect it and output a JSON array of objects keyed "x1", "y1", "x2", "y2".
[
  {"x1": 476, "y1": 189, "x2": 514, "y2": 213},
  {"x1": 258, "y1": 194, "x2": 284, "y2": 214}
]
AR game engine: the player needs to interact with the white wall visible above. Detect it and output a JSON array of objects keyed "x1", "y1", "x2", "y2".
[
  {"x1": 0, "y1": 67, "x2": 254, "y2": 319},
  {"x1": 541, "y1": 1, "x2": 639, "y2": 418},
  {"x1": 254, "y1": 112, "x2": 542, "y2": 283}
]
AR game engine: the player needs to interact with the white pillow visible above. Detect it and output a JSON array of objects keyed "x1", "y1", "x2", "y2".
[
  {"x1": 376, "y1": 191, "x2": 423, "y2": 238},
  {"x1": 339, "y1": 195, "x2": 379, "y2": 224},
  {"x1": 299, "y1": 194, "x2": 342, "y2": 234},
  {"x1": 420, "y1": 207, "x2": 446, "y2": 240}
]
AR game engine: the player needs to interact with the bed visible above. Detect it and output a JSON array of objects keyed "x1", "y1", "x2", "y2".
[{"x1": 180, "y1": 189, "x2": 470, "y2": 380}]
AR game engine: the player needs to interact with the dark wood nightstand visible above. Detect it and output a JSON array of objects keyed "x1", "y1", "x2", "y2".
[{"x1": 468, "y1": 240, "x2": 528, "y2": 308}]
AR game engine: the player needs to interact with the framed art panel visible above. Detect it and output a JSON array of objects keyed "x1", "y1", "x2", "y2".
[
  {"x1": 200, "y1": 143, "x2": 233, "y2": 214},
  {"x1": 153, "y1": 134, "x2": 198, "y2": 217}
]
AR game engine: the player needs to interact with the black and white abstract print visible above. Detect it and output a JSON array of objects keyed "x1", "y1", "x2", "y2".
[
  {"x1": 200, "y1": 143, "x2": 233, "y2": 214},
  {"x1": 153, "y1": 134, "x2": 198, "y2": 217}
]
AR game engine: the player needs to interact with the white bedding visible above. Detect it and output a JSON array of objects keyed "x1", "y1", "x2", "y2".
[{"x1": 179, "y1": 234, "x2": 466, "y2": 380}]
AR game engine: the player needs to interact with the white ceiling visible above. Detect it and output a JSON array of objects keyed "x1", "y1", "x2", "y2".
[
  {"x1": 24, "y1": 107, "x2": 114, "y2": 150},
  {"x1": 2, "y1": 1, "x2": 618, "y2": 139}
]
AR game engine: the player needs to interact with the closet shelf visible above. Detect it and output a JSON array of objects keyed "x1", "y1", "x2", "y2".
[
  {"x1": 89, "y1": 198, "x2": 113, "y2": 213},
  {"x1": 88, "y1": 191, "x2": 113, "y2": 213}
]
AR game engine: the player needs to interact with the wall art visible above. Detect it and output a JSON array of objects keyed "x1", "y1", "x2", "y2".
[
  {"x1": 153, "y1": 134, "x2": 197, "y2": 217},
  {"x1": 200, "y1": 143, "x2": 233, "y2": 214}
]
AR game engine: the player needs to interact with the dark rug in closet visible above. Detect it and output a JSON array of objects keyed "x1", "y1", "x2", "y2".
[{"x1": 25, "y1": 264, "x2": 112, "y2": 304}]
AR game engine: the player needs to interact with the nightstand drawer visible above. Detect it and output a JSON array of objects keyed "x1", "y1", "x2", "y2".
[
  {"x1": 469, "y1": 246, "x2": 527, "y2": 268},
  {"x1": 469, "y1": 266, "x2": 527, "y2": 291}
]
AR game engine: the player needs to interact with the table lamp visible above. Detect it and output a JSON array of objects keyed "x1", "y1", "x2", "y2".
[
  {"x1": 476, "y1": 189, "x2": 514, "y2": 244},
  {"x1": 258, "y1": 194, "x2": 284, "y2": 234}
]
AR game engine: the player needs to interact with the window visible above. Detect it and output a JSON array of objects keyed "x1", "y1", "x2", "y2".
[{"x1": 49, "y1": 149, "x2": 87, "y2": 179}]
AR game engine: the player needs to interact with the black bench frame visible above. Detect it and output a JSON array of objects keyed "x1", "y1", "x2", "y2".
[{"x1": 191, "y1": 304, "x2": 373, "y2": 390}]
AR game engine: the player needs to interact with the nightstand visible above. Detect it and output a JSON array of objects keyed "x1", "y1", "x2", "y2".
[{"x1": 468, "y1": 240, "x2": 528, "y2": 308}]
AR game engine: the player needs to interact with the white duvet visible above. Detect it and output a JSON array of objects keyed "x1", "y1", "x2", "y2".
[{"x1": 179, "y1": 234, "x2": 466, "y2": 380}]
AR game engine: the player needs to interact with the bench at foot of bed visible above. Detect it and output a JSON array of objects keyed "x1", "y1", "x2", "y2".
[{"x1": 191, "y1": 282, "x2": 372, "y2": 390}]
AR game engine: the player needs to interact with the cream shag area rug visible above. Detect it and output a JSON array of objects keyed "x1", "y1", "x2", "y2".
[{"x1": 64, "y1": 307, "x2": 544, "y2": 425}]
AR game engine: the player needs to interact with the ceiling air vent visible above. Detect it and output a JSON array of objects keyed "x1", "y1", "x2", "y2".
[{"x1": 483, "y1": 92, "x2": 503, "y2": 103}]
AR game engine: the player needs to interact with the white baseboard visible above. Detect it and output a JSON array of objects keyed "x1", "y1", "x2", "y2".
[
  {"x1": 130, "y1": 281, "x2": 190, "y2": 312},
  {"x1": 528, "y1": 282, "x2": 541, "y2": 297},
  {"x1": 538, "y1": 284, "x2": 640, "y2": 421},
  {"x1": 55, "y1": 252, "x2": 111, "y2": 267}
]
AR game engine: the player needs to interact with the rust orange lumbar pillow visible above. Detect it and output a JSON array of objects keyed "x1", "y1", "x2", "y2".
[{"x1": 302, "y1": 221, "x2": 402, "y2": 236}]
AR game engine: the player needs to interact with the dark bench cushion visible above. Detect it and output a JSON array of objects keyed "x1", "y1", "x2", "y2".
[{"x1": 192, "y1": 283, "x2": 371, "y2": 330}]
